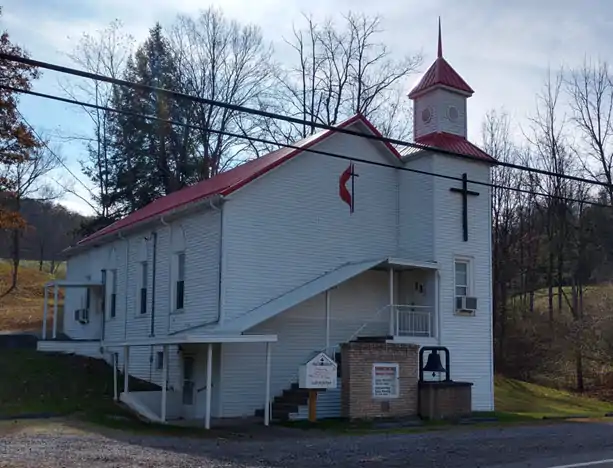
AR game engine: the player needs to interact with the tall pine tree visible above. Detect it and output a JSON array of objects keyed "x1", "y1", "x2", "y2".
[{"x1": 109, "y1": 24, "x2": 195, "y2": 216}]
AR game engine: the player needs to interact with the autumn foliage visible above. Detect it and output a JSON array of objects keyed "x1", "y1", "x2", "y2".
[{"x1": 0, "y1": 11, "x2": 41, "y2": 229}]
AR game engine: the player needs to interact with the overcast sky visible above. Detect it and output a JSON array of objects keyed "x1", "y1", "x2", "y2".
[{"x1": 2, "y1": 0, "x2": 612, "y2": 215}]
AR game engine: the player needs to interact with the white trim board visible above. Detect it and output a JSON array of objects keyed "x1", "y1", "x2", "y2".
[{"x1": 102, "y1": 334, "x2": 278, "y2": 347}]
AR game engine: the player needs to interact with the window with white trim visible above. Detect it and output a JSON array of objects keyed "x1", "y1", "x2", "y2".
[
  {"x1": 101, "y1": 269, "x2": 107, "y2": 315},
  {"x1": 172, "y1": 252, "x2": 186, "y2": 312},
  {"x1": 454, "y1": 260, "x2": 470, "y2": 297},
  {"x1": 108, "y1": 269, "x2": 117, "y2": 318},
  {"x1": 138, "y1": 261, "x2": 148, "y2": 315}
]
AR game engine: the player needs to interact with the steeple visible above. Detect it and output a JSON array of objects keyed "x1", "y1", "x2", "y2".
[
  {"x1": 437, "y1": 17, "x2": 443, "y2": 59},
  {"x1": 409, "y1": 20, "x2": 473, "y2": 141},
  {"x1": 408, "y1": 19, "x2": 473, "y2": 100}
]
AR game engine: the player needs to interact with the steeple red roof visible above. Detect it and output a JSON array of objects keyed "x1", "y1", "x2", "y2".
[{"x1": 408, "y1": 20, "x2": 473, "y2": 99}]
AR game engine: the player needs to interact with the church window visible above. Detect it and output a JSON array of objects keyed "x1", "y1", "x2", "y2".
[
  {"x1": 454, "y1": 259, "x2": 470, "y2": 297},
  {"x1": 447, "y1": 105, "x2": 459, "y2": 121},
  {"x1": 139, "y1": 261, "x2": 148, "y2": 315},
  {"x1": 421, "y1": 107, "x2": 432, "y2": 123},
  {"x1": 171, "y1": 252, "x2": 186, "y2": 312}
]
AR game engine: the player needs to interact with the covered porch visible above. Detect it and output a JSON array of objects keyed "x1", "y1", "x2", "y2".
[
  {"x1": 382, "y1": 257, "x2": 439, "y2": 340},
  {"x1": 104, "y1": 333, "x2": 277, "y2": 429},
  {"x1": 41, "y1": 279, "x2": 104, "y2": 340}
]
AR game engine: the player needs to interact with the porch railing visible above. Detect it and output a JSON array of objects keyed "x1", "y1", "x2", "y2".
[{"x1": 393, "y1": 305, "x2": 434, "y2": 337}]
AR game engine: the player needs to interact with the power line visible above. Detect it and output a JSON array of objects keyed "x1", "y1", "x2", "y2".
[
  {"x1": 4, "y1": 84, "x2": 610, "y2": 209},
  {"x1": 16, "y1": 109, "x2": 96, "y2": 198},
  {"x1": 1, "y1": 51, "x2": 610, "y2": 192}
]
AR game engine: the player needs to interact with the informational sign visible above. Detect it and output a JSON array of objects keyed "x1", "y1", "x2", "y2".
[
  {"x1": 372, "y1": 363, "x2": 399, "y2": 398},
  {"x1": 299, "y1": 352, "x2": 338, "y2": 389}
]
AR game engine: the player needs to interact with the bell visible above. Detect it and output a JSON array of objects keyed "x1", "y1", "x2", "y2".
[{"x1": 423, "y1": 350, "x2": 446, "y2": 376}]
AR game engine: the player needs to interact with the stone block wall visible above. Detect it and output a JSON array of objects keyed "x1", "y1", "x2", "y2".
[{"x1": 340, "y1": 341, "x2": 419, "y2": 420}]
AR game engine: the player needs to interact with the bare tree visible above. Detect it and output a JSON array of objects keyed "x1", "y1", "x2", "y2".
[
  {"x1": 168, "y1": 7, "x2": 276, "y2": 175},
  {"x1": 524, "y1": 70, "x2": 576, "y2": 323},
  {"x1": 565, "y1": 58, "x2": 613, "y2": 203},
  {"x1": 482, "y1": 109, "x2": 523, "y2": 356},
  {"x1": 63, "y1": 20, "x2": 135, "y2": 222},
  {"x1": 275, "y1": 12, "x2": 422, "y2": 142},
  {"x1": 0, "y1": 141, "x2": 61, "y2": 295}
]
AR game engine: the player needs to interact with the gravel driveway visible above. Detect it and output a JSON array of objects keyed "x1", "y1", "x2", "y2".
[{"x1": 4, "y1": 419, "x2": 613, "y2": 467}]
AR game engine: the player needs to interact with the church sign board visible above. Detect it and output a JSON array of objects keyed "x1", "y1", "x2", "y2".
[
  {"x1": 299, "y1": 352, "x2": 338, "y2": 389},
  {"x1": 372, "y1": 363, "x2": 400, "y2": 398}
]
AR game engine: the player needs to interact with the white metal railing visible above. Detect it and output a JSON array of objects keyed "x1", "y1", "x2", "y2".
[{"x1": 393, "y1": 305, "x2": 434, "y2": 337}]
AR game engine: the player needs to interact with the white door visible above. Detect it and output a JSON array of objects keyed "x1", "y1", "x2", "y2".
[{"x1": 181, "y1": 355, "x2": 196, "y2": 418}]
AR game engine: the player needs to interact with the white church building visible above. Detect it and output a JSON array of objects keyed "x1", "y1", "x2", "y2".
[{"x1": 38, "y1": 27, "x2": 496, "y2": 427}]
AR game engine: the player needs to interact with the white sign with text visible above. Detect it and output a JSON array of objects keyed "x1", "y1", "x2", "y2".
[
  {"x1": 299, "y1": 352, "x2": 338, "y2": 389},
  {"x1": 372, "y1": 363, "x2": 400, "y2": 398}
]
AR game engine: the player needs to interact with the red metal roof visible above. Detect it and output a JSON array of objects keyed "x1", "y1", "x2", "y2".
[
  {"x1": 415, "y1": 132, "x2": 496, "y2": 163},
  {"x1": 408, "y1": 57, "x2": 474, "y2": 99},
  {"x1": 408, "y1": 20, "x2": 473, "y2": 99},
  {"x1": 78, "y1": 114, "x2": 401, "y2": 246}
]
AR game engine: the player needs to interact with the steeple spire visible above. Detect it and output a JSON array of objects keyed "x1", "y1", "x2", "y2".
[{"x1": 437, "y1": 17, "x2": 442, "y2": 58}]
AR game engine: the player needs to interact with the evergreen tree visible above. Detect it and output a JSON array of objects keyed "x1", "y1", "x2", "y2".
[{"x1": 109, "y1": 23, "x2": 195, "y2": 215}]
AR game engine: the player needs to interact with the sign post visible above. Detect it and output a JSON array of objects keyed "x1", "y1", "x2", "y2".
[{"x1": 299, "y1": 352, "x2": 338, "y2": 422}]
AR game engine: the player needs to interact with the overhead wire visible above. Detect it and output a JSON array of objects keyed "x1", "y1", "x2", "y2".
[
  {"x1": 16, "y1": 108, "x2": 96, "y2": 198},
  {"x1": 1, "y1": 51, "x2": 611, "y2": 192},
  {"x1": 4, "y1": 84, "x2": 610, "y2": 209}
]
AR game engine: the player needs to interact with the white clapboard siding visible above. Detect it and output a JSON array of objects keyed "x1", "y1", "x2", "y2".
[
  {"x1": 431, "y1": 154, "x2": 494, "y2": 411},
  {"x1": 221, "y1": 123, "x2": 400, "y2": 325},
  {"x1": 57, "y1": 205, "x2": 221, "y2": 396},
  {"x1": 219, "y1": 270, "x2": 390, "y2": 418},
  {"x1": 413, "y1": 88, "x2": 468, "y2": 139},
  {"x1": 398, "y1": 155, "x2": 435, "y2": 262}
]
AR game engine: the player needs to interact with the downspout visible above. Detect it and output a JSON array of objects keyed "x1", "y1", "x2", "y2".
[
  {"x1": 150, "y1": 230, "x2": 159, "y2": 337},
  {"x1": 168, "y1": 197, "x2": 224, "y2": 335},
  {"x1": 120, "y1": 232, "x2": 129, "y2": 342},
  {"x1": 212, "y1": 199, "x2": 224, "y2": 326}
]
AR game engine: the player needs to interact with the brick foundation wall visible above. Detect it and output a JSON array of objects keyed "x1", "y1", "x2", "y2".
[{"x1": 340, "y1": 341, "x2": 419, "y2": 420}]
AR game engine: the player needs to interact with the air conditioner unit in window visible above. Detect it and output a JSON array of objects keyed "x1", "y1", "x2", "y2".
[
  {"x1": 74, "y1": 308, "x2": 90, "y2": 324},
  {"x1": 455, "y1": 296, "x2": 478, "y2": 315}
]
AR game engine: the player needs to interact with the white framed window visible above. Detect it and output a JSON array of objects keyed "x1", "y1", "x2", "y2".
[
  {"x1": 171, "y1": 252, "x2": 186, "y2": 313},
  {"x1": 108, "y1": 269, "x2": 117, "y2": 318},
  {"x1": 454, "y1": 259, "x2": 470, "y2": 297},
  {"x1": 156, "y1": 351, "x2": 164, "y2": 370},
  {"x1": 138, "y1": 261, "x2": 148, "y2": 315}
]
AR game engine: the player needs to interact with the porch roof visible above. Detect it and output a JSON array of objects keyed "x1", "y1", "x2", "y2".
[
  {"x1": 383, "y1": 257, "x2": 439, "y2": 270},
  {"x1": 103, "y1": 333, "x2": 278, "y2": 347},
  {"x1": 44, "y1": 279, "x2": 104, "y2": 288}
]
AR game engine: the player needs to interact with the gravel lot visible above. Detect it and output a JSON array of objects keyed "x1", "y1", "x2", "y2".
[{"x1": 3, "y1": 419, "x2": 613, "y2": 467}]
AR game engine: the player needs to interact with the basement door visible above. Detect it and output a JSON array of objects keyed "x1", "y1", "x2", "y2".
[{"x1": 181, "y1": 348, "x2": 215, "y2": 420}]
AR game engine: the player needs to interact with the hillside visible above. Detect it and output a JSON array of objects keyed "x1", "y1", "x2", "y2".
[
  {"x1": 0, "y1": 261, "x2": 65, "y2": 332},
  {"x1": 0, "y1": 199, "x2": 85, "y2": 263}
]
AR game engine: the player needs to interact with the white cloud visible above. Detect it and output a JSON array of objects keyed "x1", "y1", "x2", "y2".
[{"x1": 3, "y1": 0, "x2": 612, "y2": 214}]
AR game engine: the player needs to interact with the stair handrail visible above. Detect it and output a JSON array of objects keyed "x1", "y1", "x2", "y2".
[{"x1": 315, "y1": 303, "x2": 392, "y2": 358}]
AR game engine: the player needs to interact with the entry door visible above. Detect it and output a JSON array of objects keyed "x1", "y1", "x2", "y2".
[{"x1": 181, "y1": 355, "x2": 196, "y2": 418}]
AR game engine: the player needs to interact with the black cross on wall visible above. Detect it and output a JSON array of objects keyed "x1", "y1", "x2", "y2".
[{"x1": 449, "y1": 173, "x2": 480, "y2": 242}]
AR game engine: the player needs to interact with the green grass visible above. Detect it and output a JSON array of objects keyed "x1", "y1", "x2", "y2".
[
  {"x1": 0, "y1": 349, "x2": 152, "y2": 419},
  {"x1": 4, "y1": 350, "x2": 613, "y2": 437},
  {"x1": 284, "y1": 377, "x2": 613, "y2": 434},
  {"x1": 495, "y1": 376, "x2": 613, "y2": 418}
]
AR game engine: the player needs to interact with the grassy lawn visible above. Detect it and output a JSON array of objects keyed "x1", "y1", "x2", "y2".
[
  {"x1": 284, "y1": 377, "x2": 613, "y2": 434},
  {"x1": 0, "y1": 349, "x2": 151, "y2": 420},
  {"x1": 0, "y1": 261, "x2": 65, "y2": 332},
  {"x1": 3, "y1": 349, "x2": 613, "y2": 437},
  {"x1": 495, "y1": 376, "x2": 613, "y2": 418}
]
